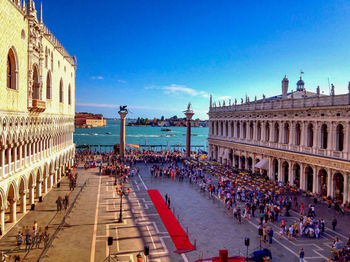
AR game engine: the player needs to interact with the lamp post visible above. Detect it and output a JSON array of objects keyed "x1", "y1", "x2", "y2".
[{"x1": 116, "y1": 184, "x2": 131, "y2": 223}]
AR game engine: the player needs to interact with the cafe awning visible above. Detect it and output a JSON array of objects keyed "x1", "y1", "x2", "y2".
[{"x1": 255, "y1": 158, "x2": 269, "y2": 170}]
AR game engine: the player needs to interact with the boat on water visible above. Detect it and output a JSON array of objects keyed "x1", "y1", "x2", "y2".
[
  {"x1": 161, "y1": 128, "x2": 172, "y2": 132},
  {"x1": 106, "y1": 132, "x2": 112, "y2": 135},
  {"x1": 89, "y1": 133, "x2": 98, "y2": 136}
]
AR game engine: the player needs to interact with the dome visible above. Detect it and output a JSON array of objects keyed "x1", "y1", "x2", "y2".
[{"x1": 297, "y1": 78, "x2": 304, "y2": 86}]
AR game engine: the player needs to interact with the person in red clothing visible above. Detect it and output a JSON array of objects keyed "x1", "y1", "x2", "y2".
[{"x1": 300, "y1": 203, "x2": 304, "y2": 215}]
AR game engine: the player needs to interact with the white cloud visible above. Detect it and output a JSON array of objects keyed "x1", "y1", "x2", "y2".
[
  {"x1": 91, "y1": 76, "x2": 104, "y2": 80},
  {"x1": 146, "y1": 84, "x2": 209, "y2": 98},
  {"x1": 217, "y1": 96, "x2": 231, "y2": 100},
  {"x1": 117, "y1": 79, "x2": 126, "y2": 83}
]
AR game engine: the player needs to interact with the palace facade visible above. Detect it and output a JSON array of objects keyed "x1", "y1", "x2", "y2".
[
  {"x1": 0, "y1": 0, "x2": 76, "y2": 232},
  {"x1": 208, "y1": 76, "x2": 350, "y2": 204}
]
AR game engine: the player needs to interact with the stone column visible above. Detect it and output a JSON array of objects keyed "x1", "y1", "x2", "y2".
[
  {"x1": 344, "y1": 122, "x2": 350, "y2": 159},
  {"x1": 7, "y1": 147, "x2": 11, "y2": 173},
  {"x1": 36, "y1": 182, "x2": 42, "y2": 198},
  {"x1": 49, "y1": 173, "x2": 54, "y2": 188},
  {"x1": 228, "y1": 121, "x2": 232, "y2": 138},
  {"x1": 300, "y1": 163, "x2": 305, "y2": 191},
  {"x1": 313, "y1": 166, "x2": 319, "y2": 193},
  {"x1": 10, "y1": 200, "x2": 17, "y2": 223},
  {"x1": 43, "y1": 177, "x2": 48, "y2": 194},
  {"x1": 19, "y1": 144, "x2": 22, "y2": 169},
  {"x1": 278, "y1": 159, "x2": 283, "y2": 181},
  {"x1": 13, "y1": 144, "x2": 17, "y2": 171},
  {"x1": 327, "y1": 168, "x2": 332, "y2": 197},
  {"x1": 328, "y1": 122, "x2": 335, "y2": 153},
  {"x1": 21, "y1": 193, "x2": 26, "y2": 213},
  {"x1": 261, "y1": 122, "x2": 266, "y2": 143},
  {"x1": 288, "y1": 161, "x2": 294, "y2": 186},
  {"x1": 313, "y1": 122, "x2": 319, "y2": 152},
  {"x1": 1, "y1": 148, "x2": 5, "y2": 177},
  {"x1": 0, "y1": 209, "x2": 5, "y2": 234},
  {"x1": 240, "y1": 121, "x2": 244, "y2": 139},
  {"x1": 289, "y1": 122, "x2": 295, "y2": 146},
  {"x1": 279, "y1": 121, "x2": 284, "y2": 144},
  {"x1": 253, "y1": 122, "x2": 257, "y2": 141},
  {"x1": 233, "y1": 121, "x2": 237, "y2": 138},
  {"x1": 30, "y1": 187, "x2": 35, "y2": 205},
  {"x1": 343, "y1": 173, "x2": 348, "y2": 204},
  {"x1": 184, "y1": 105, "x2": 194, "y2": 158},
  {"x1": 238, "y1": 153, "x2": 242, "y2": 169},
  {"x1": 118, "y1": 111, "x2": 128, "y2": 160}
]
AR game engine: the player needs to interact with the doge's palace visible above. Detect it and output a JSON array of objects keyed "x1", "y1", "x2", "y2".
[
  {"x1": 208, "y1": 76, "x2": 350, "y2": 204},
  {"x1": 0, "y1": 0, "x2": 76, "y2": 233}
]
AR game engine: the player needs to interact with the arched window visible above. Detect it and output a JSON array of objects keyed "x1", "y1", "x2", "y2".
[
  {"x1": 257, "y1": 122, "x2": 261, "y2": 141},
  {"x1": 46, "y1": 71, "x2": 52, "y2": 99},
  {"x1": 68, "y1": 84, "x2": 71, "y2": 105},
  {"x1": 307, "y1": 124, "x2": 313, "y2": 147},
  {"x1": 321, "y1": 124, "x2": 328, "y2": 149},
  {"x1": 249, "y1": 122, "x2": 254, "y2": 140},
  {"x1": 59, "y1": 79, "x2": 64, "y2": 103},
  {"x1": 295, "y1": 123, "x2": 301, "y2": 146},
  {"x1": 284, "y1": 123, "x2": 290, "y2": 144},
  {"x1": 265, "y1": 122, "x2": 270, "y2": 142},
  {"x1": 336, "y1": 124, "x2": 344, "y2": 151},
  {"x1": 274, "y1": 123, "x2": 279, "y2": 143},
  {"x1": 243, "y1": 122, "x2": 246, "y2": 139},
  {"x1": 7, "y1": 48, "x2": 18, "y2": 90},
  {"x1": 32, "y1": 65, "x2": 40, "y2": 99}
]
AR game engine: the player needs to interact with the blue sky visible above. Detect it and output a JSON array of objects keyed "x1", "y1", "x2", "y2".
[{"x1": 41, "y1": 0, "x2": 350, "y2": 119}]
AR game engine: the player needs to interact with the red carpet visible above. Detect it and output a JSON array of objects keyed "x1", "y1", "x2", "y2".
[{"x1": 148, "y1": 190, "x2": 195, "y2": 253}]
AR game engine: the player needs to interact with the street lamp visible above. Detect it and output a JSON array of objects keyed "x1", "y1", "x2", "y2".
[{"x1": 116, "y1": 184, "x2": 131, "y2": 223}]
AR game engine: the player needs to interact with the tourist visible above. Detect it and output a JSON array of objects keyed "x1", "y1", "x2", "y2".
[
  {"x1": 299, "y1": 248, "x2": 305, "y2": 262},
  {"x1": 56, "y1": 197, "x2": 62, "y2": 211},
  {"x1": 268, "y1": 227, "x2": 273, "y2": 244},
  {"x1": 25, "y1": 232, "x2": 31, "y2": 252},
  {"x1": 167, "y1": 197, "x2": 171, "y2": 209},
  {"x1": 16, "y1": 231, "x2": 23, "y2": 250},
  {"x1": 332, "y1": 216, "x2": 337, "y2": 231}
]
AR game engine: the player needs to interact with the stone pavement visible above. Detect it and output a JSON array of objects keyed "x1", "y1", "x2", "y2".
[{"x1": 0, "y1": 166, "x2": 88, "y2": 261}]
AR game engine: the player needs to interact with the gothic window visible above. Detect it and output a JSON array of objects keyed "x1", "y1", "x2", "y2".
[
  {"x1": 32, "y1": 65, "x2": 40, "y2": 100},
  {"x1": 336, "y1": 124, "x2": 344, "y2": 151},
  {"x1": 295, "y1": 123, "x2": 301, "y2": 146},
  {"x1": 307, "y1": 124, "x2": 314, "y2": 147},
  {"x1": 7, "y1": 48, "x2": 17, "y2": 90},
  {"x1": 321, "y1": 124, "x2": 328, "y2": 149},
  {"x1": 68, "y1": 84, "x2": 71, "y2": 105},
  {"x1": 59, "y1": 79, "x2": 64, "y2": 103},
  {"x1": 46, "y1": 71, "x2": 52, "y2": 99}
]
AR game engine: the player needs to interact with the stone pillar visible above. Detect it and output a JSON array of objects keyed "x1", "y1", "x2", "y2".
[
  {"x1": 328, "y1": 122, "x2": 335, "y2": 153},
  {"x1": 313, "y1": 166, "x2": 319, "y2": 193},
  {"x1": 261, "y1": 122, "x2": 266, "y2": 143},
  {"x1": 0, "y1": 209, "x2": 5, "y2": 234},
  {"x1": 7, "y1": 147, "x2": 11, "y2": 173},
  {"x1": 313, "y1": 122, "x2": 319, "y2": 151},
  {"x1": 30, "y1": 187, "x2": 35, "y2": 205},
  {"x1": 228, "y1": 121, "x2": 232, "y2": 138},
  {"x1": 278, "y1": 159, "x2": 283, "y2": 181},
  {"x1": 300, "y1": 163, "x2": 305, "y2": 191},
  {"x1": 240, "y1": 121, "x2": 243, "y2": 139},
  {"x1": 184, "y1": 104, "x2": 194, "y2": 158},
  {"x1": 13, "y1": 144, "x2": 17, "y2": 171},
  {"x1": 19, "y1": 144, "x2": 22, "y2": 169},
  {"x1": 327, "y1": 168, "x2": 332, "y2": 197},
  {"x1": 279, "y1": 121, "x2": 284, "y2": 144},
  {"x1": 49, "y1": 173, "x2": 53, "y2": 188},
  {"x1": 43, "y1": 177, "x2": 48, "y2": 194},
  {"x1": 344, "y1": 122, "x2": 350, "y2": 158},
  {"x1": 288, "y1": 161, "x2": 294, "y2": 186},
  {"x1": 289, "y1": 122, "x2": 295, "y2": 146},
  {"x1": 268, "y1": 156, "x2": 273, "y2": 180},
  {"x1": 10, "y1": 200, "x2": 16, "y2": 223},
  {"x1": 253, "y1": 122, "x2": 257, "y2": 141},
  {"x1": 343, "y1": 174, "x2": 348, "y2": 204},
  {"x1": 21, "y1": 193, "x2": 26, "y2": 213},
  {"x1": 1, "y1": 148, "x2": 5, "y2": 177},
  {"x1": 118, "y1": 111, "x2": 128, "y2": 160},
  {"x1": 269, "y1": 121, "x2": 274, "y2": 143},
  {"x1": 36, "y1": 182, "x2": 42, "y2": 198},
  {"x1": 238, "y1": 153, "x2": 242, "y2": 169}
]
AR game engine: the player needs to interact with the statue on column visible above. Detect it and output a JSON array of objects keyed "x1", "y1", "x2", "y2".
[{"x1": 119, "y1": 105, "x2": 128, "y2": 114}]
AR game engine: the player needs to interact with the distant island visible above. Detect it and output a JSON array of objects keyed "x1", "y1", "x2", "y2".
[
  {"x1": 127, "y1": 115, "x2": 208, "y2": 127},
  {"x1": 75, "y1": 112, "x2": 107, "y2": 128}
]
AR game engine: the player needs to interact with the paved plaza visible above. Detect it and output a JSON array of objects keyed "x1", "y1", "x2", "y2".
[{"x1": 0, "y1": 163, "x2": 348, "y2": 261}]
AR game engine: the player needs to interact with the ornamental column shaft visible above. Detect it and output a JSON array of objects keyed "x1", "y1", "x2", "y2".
[
  {"x1": 184, "y1": 103, "x2": 194, "y2": 159},
  {"x1": 118, "y1": 111, "x2": 128, "y2": 160}
]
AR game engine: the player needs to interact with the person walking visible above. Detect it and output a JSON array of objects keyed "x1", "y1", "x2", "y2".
[
  {"x1": 167, "y1": 197, "x2": 171, "y2": 209},
  {"x1": 25, "y1": 233, "x2": 31, "y2": 252},
  {"x1": 56, "y1": 197, "x2": 61, "y2": 212},
  {"x1": 299, "y1": 248, "x2": 305, "y2": 262},
  {"x1": 165, "y1": 193, "x2": 168, "y2": 204},
  {"x1": 332, "y1": 216, "x2": 337, "y2": 231},
  {"x1": 268, "y1": 227, "x2": 274, "y2": 244}
]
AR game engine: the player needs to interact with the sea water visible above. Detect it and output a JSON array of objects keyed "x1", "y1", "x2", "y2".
[{"x1": 74, "y1": 120, "x2": 209, "y2": 151}]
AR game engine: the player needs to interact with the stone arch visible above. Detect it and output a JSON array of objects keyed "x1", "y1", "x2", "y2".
[
  {"x1": 247, "y1": 156, "x2": 253, "y2": 170},
  {"x1": 274, "y1": 122, "x2": 279, "y2": 143},
  {"x1": 307, "y1": 123, "x2": 314, "y2": 147},
  {"x1": 333, "y1": 172, "x2": 344, "y2": 201},
  {"x1": 295, "y1": 123, "x2": 301, "y2": 146},
  {"x1": 265, "y1": 122, "x2": 270, "y2": 142},
  {"x1": 293, "y1": 163, "x2": 301, "y2": 188},
  {"x1": 318, "y1": 169, "x2": 328, "y2": 196},
  {"x1": 6, "y1": 181, "x2": 18, "y2": 222},
  {"x1": 240, "y1": 155, "x2": 246, "y2": 170},
  {"x1": 18, "y1": 175, "x2": 28, "y2": 213},
  {"x1": 59, "y1": 78, "x2": 64, "y2": 103},
  {"x1": 46, "y1": 70, "x2": 52, "y2": 99},
  {"x1": 305, "y1": 166, "x2": 314, "y2": 192},
  {"x1": 272, "y1": 158, "x2": 278, "y2": 181},
  {"x1": 282, "y1": 161, "x2": 289, "y2": 183},
  {"x1": 284, "y1": 122, "x2": 290, "y2": 144}
]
